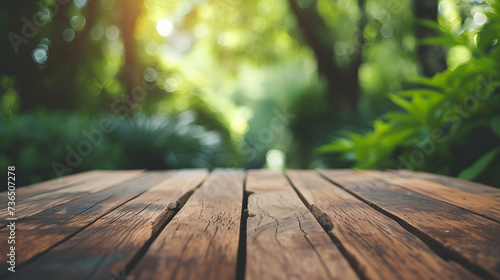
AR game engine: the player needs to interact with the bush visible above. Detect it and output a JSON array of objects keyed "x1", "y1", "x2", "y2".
[
  {"x1": 0, "y1": 111, "x2": 231, "y2": 186},
  {"x1": 320, "y1": 1, "x2": 500, "y2": 187}
]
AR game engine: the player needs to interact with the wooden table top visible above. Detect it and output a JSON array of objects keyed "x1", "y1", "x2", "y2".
[{"x1": 1, "y1": 169, "x2": 499, "y2": 280}]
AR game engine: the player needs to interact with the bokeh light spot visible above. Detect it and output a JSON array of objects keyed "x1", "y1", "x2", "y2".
[
  {"x1": 73, "y1": 0, "x2": 87, "y2": 8},
  {"x1": 447, "y1": 45, "x2": 472, "y2": 69},
  {"x1": 164, "y1": 78, "x2": 179, "y2": 92},
  {"x1": 175, "y1": 36, "x2": 192, "y2": 52},
  {"x1": 71, "y1": 15, "x2": 86, "y2": 31},
  {"x1": 63, "y1": 29, "x2": 76, "y2": 42},
  {"x1": 143, "y1": 68, "x2": 157, "y2": 82},
  {"x1": 266, "y1": 149, "x2": 286, "y2": 170},
  {"x1": 297, "y1": 0, "x2": 312, "y2": 9},
  {"x1": 474, "y1": 12, "x2": 487, "y2": 25},
  {"x1": 157, "y1": 19, "x2": 173, "y2": 37},
  {"x1": 101, "y1": 0, "x2": 114, "y2": 10},
  {"x1": 194, "y1": 24, "x2": 209, "y2": 38},
  {"x1": 334, "y1": 42, "x2": 348, "y2": 56},
  {"x1": 32, "y1": 48, "x2": 48, "y2": 64},
  {"x1": 105, "y1": 25, "x2": 120, "y2": 41},
  {"x1": 146, "y1": 41, "x2": 159, "y2": 55},
  {"x1": 381, "y1": 24, "x2": 393, "y2": 38},
  {"x1": 90, "y1": 26, "x2": 104, "y2": 40}
]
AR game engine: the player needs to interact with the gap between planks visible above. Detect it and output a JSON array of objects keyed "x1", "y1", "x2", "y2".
[
  {"x1": 129, "y1": 169, "x2": 245, "y2": 280},
  {"x1": 4, "y1": 169, "x2": 498, "y2": 280},
  {"x1": 0, "y1": 171, "x2": 176, "y2": 271},
  {"x1": 287, "y1": 170, "x2": 481, "y2": 280},
  {"x1": 245, "y1": 170, "x2": 358, "y2": 280},
  {"x1": 317, "y1": 169, "x2": 499, "y2": 280},
  {"x1": 364, "y1": 170, "x2": 500, "y2": 224},
  {"x1": 3, "y1": 170, "x2": 208, "y2": 280}
]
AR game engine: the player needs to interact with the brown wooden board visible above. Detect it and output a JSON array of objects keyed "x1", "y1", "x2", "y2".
[
  {"x1": 388, "y1": 170, "x2": 500, "y2": 196},
  {"x1": 129, "y1": 169, "x2": 244, "y2": 280},
  {"x1": 0, "y1": 170, "x2": 104, "y2": 196},
  {"x1": 288, "y1": 170, "x2": 479, "y2": 280},
  {"x1": 8, "y1": 170, "x2": 144, "y2": 220},
  {"x1": 245, "y1": 170, "x2": 359, "y2": 280},
  {"x1": 6, "y1": 170, "x2": 207, "y2": 280},
  {"x1": 0, "y1": 171, "x2": 178, "y2": 270},
  {"x1": 0, "y1": 170, "x2": 105, "y2": 207},
  {"x1": 364, "y1": 170, "x2": 500, "y2": 223},
  {"x1": 319, "y1": 169, "x2": 500, "y2": 279}
]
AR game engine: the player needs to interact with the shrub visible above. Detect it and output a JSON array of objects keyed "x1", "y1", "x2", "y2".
[
  {"x1": 320, "y1": 1, "x2": 500, "y2": 186},
  {"x1": 0, "y1": 111, "x2": 230, "y2": 186}
]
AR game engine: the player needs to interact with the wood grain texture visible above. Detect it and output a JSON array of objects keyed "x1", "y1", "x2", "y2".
[
  {"x1": 288, "y1": 170, "x2": 479, "y2": 280},
  {"x1": 129, "y1": 169, "x2": 244, "y2": 280},
  {"x1": 3, "y1": 169, "x2": 499, "y2": 280},
  {"x1": 9, "y1": 170, "x2": 143, "y2": 220},
  {"x1": 245, "y1": 170, "x2": 358, "y2": 280},
  {"x1": 364, "y1": 170, "x2": 500, "y2": 223},
  {"x1": 0, "y1": 170, "x2": 104, "y2": 207},
  {"x1": 319, "y1": 169, "x2": 500, "y2": 279},
  {"x1": 0, "y1": 171, "x2": 178, "y2": 270},
  {"x1": 389, "y1": 170, "x2": 500, "y2": 197},
  {"x1": 483, "y1": 192, "x2": 500, "y2": 201},
  {"x1": 6, "y1": 169, "x2": 207, "y2": 280}
]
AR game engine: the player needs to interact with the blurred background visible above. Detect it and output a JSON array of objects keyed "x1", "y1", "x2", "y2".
[{"x1": 0, "y1": 0, "x2": 499, "y2": 187}]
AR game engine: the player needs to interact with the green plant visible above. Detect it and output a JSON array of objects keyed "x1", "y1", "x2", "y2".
[
  {"x1": 0, "y1": 111, "x2": 231, "y2": 186},
  {"x1": 320, "y1": 0, "x2": 500, "y2": 186}
]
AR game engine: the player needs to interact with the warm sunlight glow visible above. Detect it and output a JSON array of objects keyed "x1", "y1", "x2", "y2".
[{"x1": 156, "y1": 19, "x2": 173, "y2": 37}]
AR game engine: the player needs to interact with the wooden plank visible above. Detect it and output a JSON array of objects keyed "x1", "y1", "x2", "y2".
[
  {"x1": 287, "y1": 170, "x2": 480, "y2": 280},
  {"x1": 245, "y1": 170, "x2": 358, "y2": 280},
  {"x1": 0, "y1": 170, "x2": 105, "y2": 209},
  {"x1": 364, "y1": 170, "x2": 500, "y2": 223},
  {"x1": 129, "y1": 169, "x2": 244, "y2": 280},
  {"x1": 6, "y1": 169, "x2": 208, "y2": 280},
  {"x1": 0, "y1": 171, "x2": 180, "y2": 270},
  {"x1": 483, "y1": 193, "x2": 500, "y2": 201},
  {"x1": 0, "y1": 170, "x2": 105, "y2": 206},
  {"x1": 8, "y1": 170, "x2": 144, "y2": 220},
  {"x1": 319, "y1": 169, "x2": 500, "y2": 279},
  {"x1": 388, "y1": 169, "x2": 500, "y2": 196}
]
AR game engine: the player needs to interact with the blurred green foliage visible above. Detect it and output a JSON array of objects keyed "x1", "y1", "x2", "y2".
[
  {"x1": 320, "y1": 0, "x2": 500, "y2": 186},
  {"x1": 1, "y1": 0, "x2": 499, "y2": 187},
  {"x1": 0, "y1": 111, "x2": 229, "y2": 186}
]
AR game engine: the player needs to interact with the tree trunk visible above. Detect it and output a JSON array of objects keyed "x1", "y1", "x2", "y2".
[
  {"x1": 118, "y1": 0, "x2": 143, "y2": 111},
  {"x1": 414, "y1": 0, "x2": 447, "y2": 77},
  {"x1": 287, "y1": 0, "x2": 363, "y2": 113}
]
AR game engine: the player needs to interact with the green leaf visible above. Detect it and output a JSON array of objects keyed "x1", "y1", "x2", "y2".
[
  {"x1": 458, "y1": 147, "x2": 500, "y2": 180},
  {"x1": 317, "y1": 138, "x2": 354, "y2": 153},
  {"x1": 408, "y1": 76, "x2": 445, "y2": 89},
  {"x1": 389, "y1": 94, "x2": 413, "y2": 113},
  {"x1": 385, "y1": 112, "x2": 417, "y2": 124},
  {"x1": 418, "y1": 37, "x2": 458, "y2": 46},
  {"x1": 476, "y1": 20, "x2": 500, "y2": 53},
  {"x1": 396, "y1": 89, "x2": 443, "y2": 98},
  {"x1": 417, "y1": 19, "x2": 443, "y2": 33}
]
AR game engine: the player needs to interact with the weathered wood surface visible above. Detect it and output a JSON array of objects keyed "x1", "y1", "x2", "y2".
[
  {"x1": 389, "y1": 170, "x2": 500, "y2": 197},
  {"x1": 0, "y1": 170, "x2": 104, "y2": 201},
  {"x1": 245, "y1": 170, "x2": 358, "y2": 280},
  {"x1": 365, "y1": 170, "x2": 500, "y2": 223},
  {"x1": 288, "y1": 170, "x2": 478, "y2": 280},
  {"x1": 0, "y1": 171, "x2": 174, "y2": 270},
  {"x1": 6, "y1": 170, "x2": 207, "y2": 280},
  {"x1": 130, "y1": 169, "x2": 244, "y2": 280},
  {"x1": 319, "y1": 169, "x2": 500, "y2": 279},
  {"x1": 8, "y1": 170, "x2": 144, "y2": 220},
  {"x1": 0, "y1": 170, "x2": 106, "y2": 214},
  {"x1": 1, "y1": 169, "x2": 499, "y2": 280}
]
